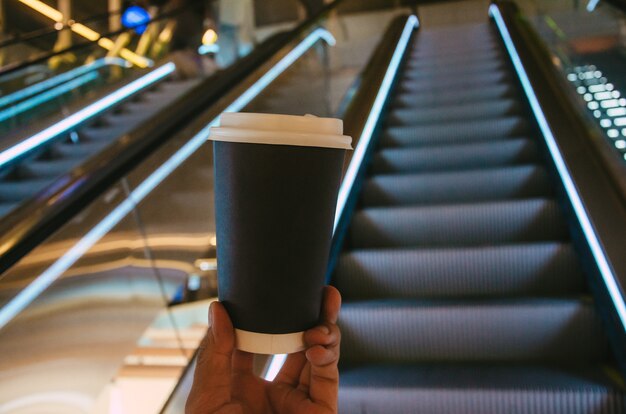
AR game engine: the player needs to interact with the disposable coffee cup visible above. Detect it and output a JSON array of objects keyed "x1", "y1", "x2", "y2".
[{"x1": 209, "y1": 112, "x2": 351, "y2": 354}]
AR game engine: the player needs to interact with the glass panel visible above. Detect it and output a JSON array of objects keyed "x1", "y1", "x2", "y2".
[
  {"x1": 0, "y1": 180, "x2": 186, "y2": 413},
  {"x1": 516, "y1": 0, "x2": 626, "y2": 164}
]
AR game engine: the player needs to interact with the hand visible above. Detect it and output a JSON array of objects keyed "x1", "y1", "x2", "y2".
[{"x1": 186, "y1": 286, "x2": 342, "y2": 414}]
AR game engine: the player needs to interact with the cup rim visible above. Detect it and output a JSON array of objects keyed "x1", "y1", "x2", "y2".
[{"x1": 209, "y1": 127, "x2": 352, "y2": 149}]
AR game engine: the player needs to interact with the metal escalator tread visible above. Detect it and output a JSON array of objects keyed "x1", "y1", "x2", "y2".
[
  {"x1": 23, "y1": 156, "x2": 83, "y2": 173},
  {"x1": 409, "y1": 48, "x2": 504, "y2": 64},
  {"x1": 339, "y1": 365, "x2": 626, "y2": 413},
  {"x1": 392, "y1": 84, "x2": 516, "y2": 108},
  {"x1": 334, "y1": 17, "x2": 626, "y2": 413},
  {"x1": 339, "y1": 298, "x2": 608, "y2": 364},
  {"x1": 372, "y1": 138, "x2": 540, "y2": 172},
  {"x1": 381, "y1": 116, "x2": 531, "y2": 147},
  {"x1": 0, "y1": 178, "x2": 52, "y2": 200},
  {"x1": 0, "y1": 203, "x2": 18, "y2": 216},
  {"x1": 351, "y1": 198, "x2": 568, "y2": 248},
  {"x1": 402, "y1": 62, "x2": 509, "y2": 81},
  {"x1": 335, "y1": 243, "x2": 585, "y2": 299},
  {"x1": 387, "y1": 98, "x2": 522, "y2": 125},
  {"x1": 399, "y1": 70, "x2": 512, "y2": 93},
  {"x1": 362, "y1": 165, "x2": 553, "y2": 206},
  {"x1": 410, "y1": 44, "x2": 502, "y2": 59}
]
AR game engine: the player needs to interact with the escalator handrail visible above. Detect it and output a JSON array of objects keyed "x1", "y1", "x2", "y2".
[
  {"x1": 492, "y1": 0, "x2": 626, "y2": 372},
  {"x1": 0, "y1": 1, "x2": 343, "y2": 282},
  {"x1": 0, "y1": 57, "x2": 129, "y2": 111},
  {"x1": 0, "y1": 0, "x2": 203, "y2": 77}
]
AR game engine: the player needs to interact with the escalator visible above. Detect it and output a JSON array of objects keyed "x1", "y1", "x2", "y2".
[
  {"x1": 333, "y1": 18, "x2": 626, "y2": 413},
  {"x1": 0, "y1": 73, "x2": 199, "y2": 217},
  {"x1": 0, "y1": 1, "x2": 211, "y2": 219}
]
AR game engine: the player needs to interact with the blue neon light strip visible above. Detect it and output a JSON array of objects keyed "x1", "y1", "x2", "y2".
[
  {"x1": 0, "y1": 72, "x2": 99, "y2": 123},
  {"x1": 0, "y1": 62, "x2": 175, "y2": 170},
  {"x1": 490, "y1": 4, "x2": 626, "y2": 330},
  {"x1": 333, "y1": 16, "x2": 419, "y2": 232},
  {"x1": 0, "y1": 57, "x2": 129, "y2": 110},
  {"x1": 0, "y1": 29, "x2": 335, "y2": 331}
]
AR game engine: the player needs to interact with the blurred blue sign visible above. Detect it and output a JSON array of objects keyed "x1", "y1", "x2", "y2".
[{"x1": 121, "y1": 6, "x2": 150, "y2": 34}]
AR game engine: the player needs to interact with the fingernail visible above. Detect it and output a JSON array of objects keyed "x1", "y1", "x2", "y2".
[
  {"x1": 209, "y1": 302, "x2": 215, "y2": 327},
  {"x1": 319, "y1": 325, "x2": 330, "y2": 335},
  {"x1": 209, "y1": 302, "x2": 219, "y2": 341}
]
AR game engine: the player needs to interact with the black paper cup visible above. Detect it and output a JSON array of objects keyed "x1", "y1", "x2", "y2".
[{"x1": 209, "y1": 113, "x2": 351, "y2": 354}]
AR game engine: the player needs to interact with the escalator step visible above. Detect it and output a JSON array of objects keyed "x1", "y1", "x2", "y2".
[
  {"x1": 373, "y1": 139, "x2": 539, "y2": 173},
  {"x1": 339, "y1": 298, "x2": 608, "y2": 364},
  {"x1": 339, "y1": 364, "x2": 626, "y2": 414},
  {"x1": 392, "y1": 83, "x2": 516, "y2": 108},
  {"x1": 0, "y1": 202, "x2": 18, "y2": 216},
  {"x1": 407, "y1": 53, "x2": 504, "y2": 70},
  {"x1": 335, "y1": 243, "x2": 585, "y2": 300},
  {"x1": 402, "y1": 60, "x2": 506, "y2": 79},
  {"x1": 350, "y1": 198, "x2": 568, "y2": 248},
  {"x1": 0, "y1": 178, "x2": 52, "y2": 200},
  {"x1": 402, "y1": 67, "x2": 510, "y2": 86},
  {"x1": 418, "y1": 30, "x2": 496, "y2": 43},
  {"x1": 399, "y1": 71, "x2": 511, "y2": 92},
  {"x1": 79, "y1": 126, "x2": 130, "y2": 142},
  {"x1": 101, "y1": 112, "x2": 149, "y2": 126},
  {"x1": 381, "y1": 117, "x2": 531, "y2": 147},
  {"x1": 410, "y1": 47, "x2": 502, "y2": 62},
  {"x1": 387, "y1": 98, "x2": 522, "y2": 125},
  {"x1": 362, "y1": 165, "x2": 552, "y2": 206},
  {"x1": 23, "y1": 159, "x2": 83, "y2": 177},
  {"x1": 410, "y1": 42, "x2": 501, "y2": 58},
  {"x1": 52, "y1": 141, "x2": 112, "y2": 158}
]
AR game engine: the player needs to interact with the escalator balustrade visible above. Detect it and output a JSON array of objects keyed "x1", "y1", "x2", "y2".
[
  {"x1": 0, "y1": 77, "x2": 199, "y2": 217},
  {"x1": 334, "y1": 21, "x2": 626, "y2": 413}
]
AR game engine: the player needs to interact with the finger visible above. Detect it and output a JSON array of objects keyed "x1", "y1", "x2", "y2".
[
  {"x1": 304, "y1": 322, "x2": 339, "y2": 348},
  {"x1": 274, "y1": 351, "x2": 306, "y2": 386},
  {"x1": 297, "y1": 360, "x2": 311, "y2": 393},
  {"x1": 305, "y1": 320, "x2": 340, "y2": 411},
  {"x1": 321, "y1": 285, "x2": 341, "y2": 324},
  {"x1": 232, "y1": 350, "x2": 254, "y2": 376},
  {"x1": 230, "y1": 350, "x2": 254, "y2": 402},
  {"x1": 186, "y1": 301, "x2": 235, "y2": 411},
  {"x1": 306, "y1": 345, "x2": 337, "y2": 366}
]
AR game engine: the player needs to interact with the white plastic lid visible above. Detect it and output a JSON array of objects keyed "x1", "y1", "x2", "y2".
[{"x1": 208, "y1": 112, "x2": 352, "y2": 150}]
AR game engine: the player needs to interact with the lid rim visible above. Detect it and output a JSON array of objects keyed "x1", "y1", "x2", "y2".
[{"x1": 209, "y1": 127, "x2": 352, "y2": 150}]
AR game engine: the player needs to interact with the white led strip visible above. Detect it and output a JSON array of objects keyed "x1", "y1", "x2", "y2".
[
  {"x1": 490, "y1": 4, "x2": 626, "y2": 330},
  {"x1": 0, "y1": 29, "x2": 336, "y2": 334},
  {"x1": 333, "y1": 15, "x2": 419, "y2": 232},
  {"x1": 0, "y1": 57, "x2": 130, "y2": 110},
  {"x1": 0, "y1": 62, "x2": 176, "y2": 169},
  {"x1": 0, "y1": 72, "x2": 99, "y2": 123}
]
